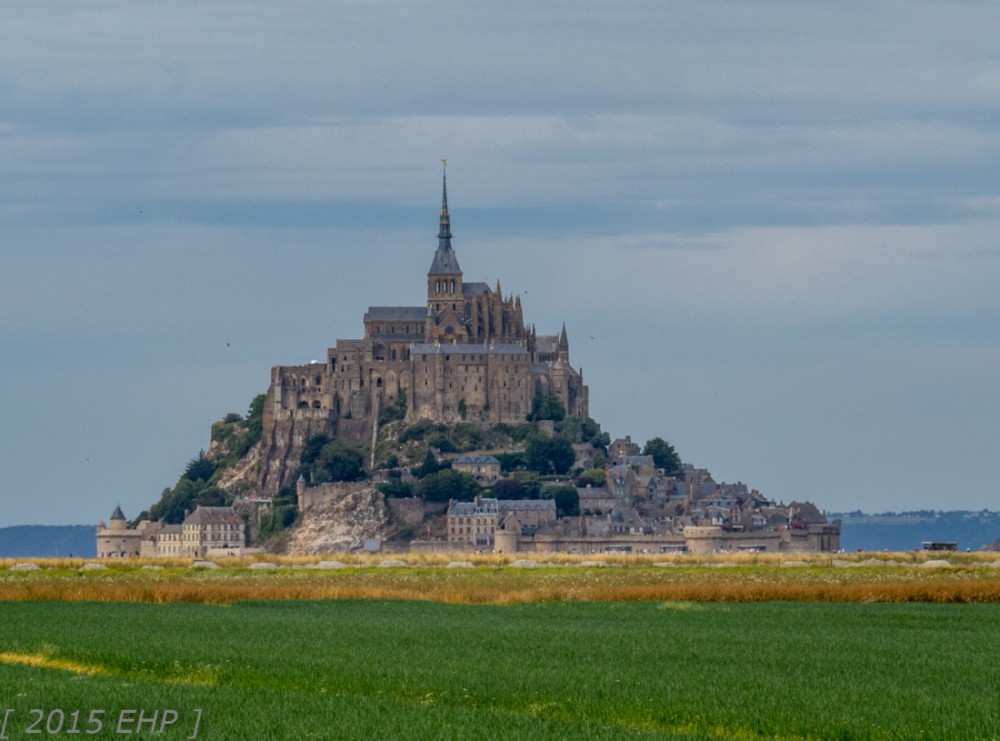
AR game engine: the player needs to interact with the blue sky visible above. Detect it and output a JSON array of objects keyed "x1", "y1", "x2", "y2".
[{"x1": 2, "y1": 1, "x2": 998, "y2": 525}]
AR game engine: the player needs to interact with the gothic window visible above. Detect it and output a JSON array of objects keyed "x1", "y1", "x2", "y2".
[
  {"x1": 450, "y1": 279, "x2": 455, "y2": 293},
  {"x1": 436, "y1": 280, "x2": 441, "y2": 293}
]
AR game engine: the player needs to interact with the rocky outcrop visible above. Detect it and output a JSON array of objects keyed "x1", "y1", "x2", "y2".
[
  {"x1": 285, "y1": 483, "x2": 390, "y2": 554},
  {"x1": 214, "y1": 441, "x2": 262, "y2": 497}
]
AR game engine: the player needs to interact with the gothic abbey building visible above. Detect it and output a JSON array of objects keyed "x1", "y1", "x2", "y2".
[{"x1": 259, "y1": 174, "x2": 589, "y2": 493}]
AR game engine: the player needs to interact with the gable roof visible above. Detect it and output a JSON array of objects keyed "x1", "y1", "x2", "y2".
[
  {"x1": 462, "y1": 282, "x2": 491, "y2": 296},
  {"x1": 364, "y1": 306, "x2": 427, "y2": 322},
  {"x1": 454, "y1": 455, "x2": 501, "y2": 465},
  {"x1": 183, "y1": 506, "x2": 241, "y2": 526}
]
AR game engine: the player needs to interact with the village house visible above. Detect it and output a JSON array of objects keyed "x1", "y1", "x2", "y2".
[
  {"x1": 451, "y1": 454, "x2": 501, "y2": 482},
  {"x1": 447, "y1": 496, "x2": 558, "y2": 548}
]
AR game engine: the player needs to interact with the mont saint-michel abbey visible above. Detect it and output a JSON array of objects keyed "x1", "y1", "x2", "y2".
[{"x1": 259, "y1": 173, "x2": 588, "y2": 493}]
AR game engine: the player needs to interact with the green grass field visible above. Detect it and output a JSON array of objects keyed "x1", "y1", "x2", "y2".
[{"x1": 1, "y1": 600, "x2": 998, "y2": 740}]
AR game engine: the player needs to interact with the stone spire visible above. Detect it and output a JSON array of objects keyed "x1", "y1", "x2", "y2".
[
  {"x1": 428, "y1": 161, "x2": 461, "y2": 275},
  {"x1": 438, "y1": 162, "x2": 452, "y2": 242}
]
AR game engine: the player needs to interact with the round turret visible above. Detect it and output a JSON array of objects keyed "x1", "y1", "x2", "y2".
[{"x1": 109, "y1": 505, "x2": 127, "y2": 532}]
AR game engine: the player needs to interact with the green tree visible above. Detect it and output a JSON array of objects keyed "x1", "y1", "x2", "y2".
[
  {"x1": 300, "y1": 434, "x2": 331, "y2": 470},
  {"x1": 576, "y1": 468, "x2": 606, "y2": 488},
  {"x1": 183, "y1": 451, "x2": 216, "y2": 483},
  {"x1": 378, "y1": 480, "x2": 413, "y2": 498},
  {"x1": 243, "y1": 394, "x2": 265, "y2": 443},
  {"x1": 643, "y1": 436, "x2": 681, "y2": 475},
  {"x1": 496, "y1": 452, "x2": 526, "y2": 473},
  {"x1": 536, "y1": 394, "x2": 566, "y2": 421},
  {"x1": 580, "y1": 416, "x2": 611, "y2": 450},
  {"x1": 417, "y1": 469, "x2": 480, "y2": 503},
  {"x1": 542, "y1": 484, "x2": 580, "y2": 517},
  {"x1": 525, "y1": 434, "x2": 576, "y2": 475},
  {"x1": 490, "y1": 478, "x2": 523, "y2": 498},
  {"x1": 414, "y1": 450, "x2": 447, "y2": 479},
  {"x1": 313, "y1": 440, "x2": 366, "y2": 483},
  {"x1": 510, "y1": 471, "x2": 544, "y2": 499}
]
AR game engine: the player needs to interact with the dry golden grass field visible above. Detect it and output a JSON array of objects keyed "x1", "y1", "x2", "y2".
[{"x1": 3, "y1": 551, "x2": 999, "y2": 605}]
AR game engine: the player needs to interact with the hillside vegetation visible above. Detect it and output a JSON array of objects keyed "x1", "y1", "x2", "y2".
[{"x1": 140, "y1": 395, "x2": 265, "y2": 524}]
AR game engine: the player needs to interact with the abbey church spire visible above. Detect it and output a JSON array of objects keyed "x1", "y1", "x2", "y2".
[
  {"x1": 438, "y1": 162, "x2": 452, "y2": 242},
  {"x1": 428, "y1": 161, "x2": 461, "y2": 276}
]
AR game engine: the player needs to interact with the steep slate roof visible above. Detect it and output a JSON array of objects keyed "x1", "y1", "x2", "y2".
[
  {"x1": 429, "y1": 245, "x2": 461, "y2": 275},
  {"x1": 789, "y1": 501, "x2": 825, "y2": 524},
  {"x1": 535, "y1": 335, "x2": 558, "y2": 353},
  {"x1": 622, "y1": 455, "x2": 655, "y2": 468},
  {"x1": 110, "y1": 505, "x2": 126, "y2": 521},
  {"x1": 454, "y1": 455, "x2": 500, "y2": 465},
  {"x1": 462, "y1": 282, "x2": 491, "y2": 296},
  {"x1": 183, "y1": 506, "x2": 241, "y2": 526},
  {"x1": 499, "y1": 499, "x2": 557, "y2": 513},
  {"x1": 364, "y1": 306, "x2": 427, "y2": 322},
  {"x1": 448, "y1": 497, "x2": 499, "y2": 516}
]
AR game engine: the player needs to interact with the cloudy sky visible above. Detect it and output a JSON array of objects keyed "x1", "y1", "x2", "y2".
[{"x1": 2, "y1": 1, "x2": 998, "y2": 526}]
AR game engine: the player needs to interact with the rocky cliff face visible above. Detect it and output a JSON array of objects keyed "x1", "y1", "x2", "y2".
[
  {"x1": 213, "y1": 440, "x2": 262, "y2": 497},
  {"x1": 284, "y1": 483, "x2": 390, "y2": 554}
]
